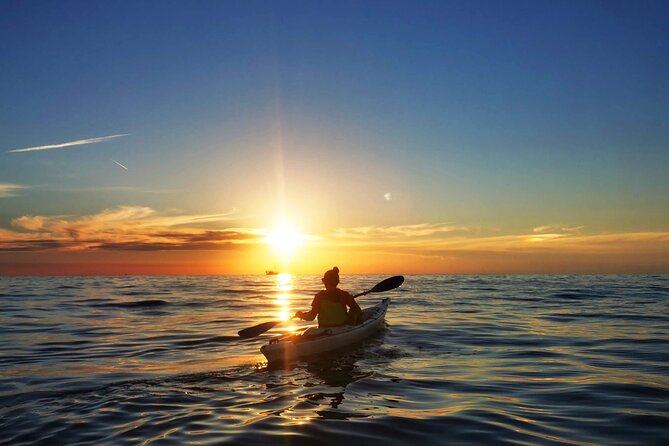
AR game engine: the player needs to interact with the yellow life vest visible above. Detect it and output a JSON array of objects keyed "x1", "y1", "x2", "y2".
[{"x1": 318, "y1": 294, "x2": 348, "y2": 327}]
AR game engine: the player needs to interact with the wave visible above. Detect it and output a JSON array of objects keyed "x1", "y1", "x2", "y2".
[
  {"x1": 175, "y1": 335, "x2": 240, "y2": 347},
  {"x1": 2, "y1": 274, "x2": 669, "y2": 446},
  {"x1": 95, "y1": 299, "x2": 170, "y2": 308},
  {"x1": 119, "y1": 290, "x2": 172, "y2": 296}
]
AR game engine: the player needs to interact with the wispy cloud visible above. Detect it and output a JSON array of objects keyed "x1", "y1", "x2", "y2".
[
  {"x1": 526, "y1": 224, "x2": 585, "y2": 242},
  {"x1": 0, "y1": 183, "x2": 26, "y2": 198},
  {"x1": 331, "y1": 223, "x2": 469, "y2": 240},
  {"x1": 3, "y1": 210, "x2": 668, "y2": 273},
  {"x1": 320, "y1": 222, "x2": 669, "y2": 258},
  {"x1": 1, "y1": 206, "x2": 254, "y2": 251},
  {"x1": 532, "y1": 224, "x2": 584, "y2": 234},
  {"x1": 7, "y1": 134, "x2": 129, "y2": 153}
]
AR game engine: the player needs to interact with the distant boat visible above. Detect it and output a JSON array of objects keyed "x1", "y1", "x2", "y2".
[{"x1": 265, "y1": 270, "x2": 279, "y2": 275}]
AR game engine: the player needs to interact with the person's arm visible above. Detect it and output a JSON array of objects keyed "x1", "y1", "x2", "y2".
[
  {"x1": 344, "y1": 292, "x2": 362, "y2": 325},
  {"x1": 295, "y1": 295, "x2": 319, "y2": 321}
]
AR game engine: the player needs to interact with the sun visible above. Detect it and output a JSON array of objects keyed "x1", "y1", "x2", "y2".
[{"x1": 266, "y1": 224, "x2": 302, "y2": 255}]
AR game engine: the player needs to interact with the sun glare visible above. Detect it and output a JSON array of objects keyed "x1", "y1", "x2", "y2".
[{"x1": 266, "y1": 224, "x2": 302, "y2": 255}]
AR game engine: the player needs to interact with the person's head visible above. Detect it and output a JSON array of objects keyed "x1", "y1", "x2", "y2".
[{"x1": 322, "y1": 266, "x2": 340, "y2": 290}]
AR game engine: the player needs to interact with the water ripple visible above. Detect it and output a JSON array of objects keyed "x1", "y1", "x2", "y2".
[{"x1": 1, "y1": 275, "x2": 668, "y2": 445}]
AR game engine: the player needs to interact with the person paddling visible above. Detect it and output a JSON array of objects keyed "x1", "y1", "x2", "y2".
[{"x1": 294, "y1": 267, "x2": 362, "y2": 327}]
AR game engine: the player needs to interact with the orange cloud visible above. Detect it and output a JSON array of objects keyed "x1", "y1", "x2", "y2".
[
  {"x1": 324, "y1": 222, "x2": 669, "y2": 254},
  {"x1": 1, "y1": 211, "x2": 667, "y2": 274},
  {"x1": 1, "y1": 206, "x2": 262, "y2": 252},
  {"x1": 313, "y1": 223, "x2": 669, "y2": 273}
]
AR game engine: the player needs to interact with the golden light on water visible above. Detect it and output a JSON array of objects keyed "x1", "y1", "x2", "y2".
[
  {"x1": 276, "y1": 309, "x2": 291, "y2": 321},
  {"x1": 272, "y1": 273, "x2": 299, "y2": 331},
  {"x1": 276, "y1": 273, "x2": 293, "y2": 289},
  {"x1": 274, "y1": 273, "x2": 293, "y2": 322}
]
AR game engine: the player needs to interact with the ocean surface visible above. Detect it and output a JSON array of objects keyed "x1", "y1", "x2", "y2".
[{"x1": 1, "y1": 274, "x2": 668, "y2": 445}]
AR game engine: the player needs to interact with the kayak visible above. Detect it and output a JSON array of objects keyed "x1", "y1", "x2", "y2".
[{"x1": 261, "y1": 298, "x2": 390, "y2": 364}]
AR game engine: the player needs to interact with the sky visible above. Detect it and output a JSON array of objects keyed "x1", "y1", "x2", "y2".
[{"x1": 1, "y1": 0, "x2": 668, "y2": 275}]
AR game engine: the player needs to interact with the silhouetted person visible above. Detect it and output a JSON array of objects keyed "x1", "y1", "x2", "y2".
[{"x1": 294, "y1": 267, "x2": 362, "y2": 327}]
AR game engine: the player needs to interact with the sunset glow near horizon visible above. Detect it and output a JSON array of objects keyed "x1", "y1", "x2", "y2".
[{"x1": 1, "y1": 1, "x2": 668, "y2": 275}]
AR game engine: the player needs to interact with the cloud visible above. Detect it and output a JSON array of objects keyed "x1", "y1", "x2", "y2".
[
  {"x1": 7, "y1": 134, "x2": 128, "y2": 153},
  {"x1": 12, "y1": 215, "x2": 45, "y2": 231},
  {"x1": 94, "y1": 229, "x2": 261, "y2": 251},
  {"x1": 331, "y1": 223, "x2": 469, "y2": 241},
  {"x1": 3, "y1": 209, "x2": 668, "y2": 272},
  {"x1": 321, "y1": 222, "x2": 669, "y2": 260},
  {"x1": 526, "y1": 224, "x2": 585, "y2": 242},
  {"x1": 0, "y1": 206, "x2": 259, "y2": 251},
  {"x1": 532, "y1": 224, "x2": 584, "y2": 234},
  {"x1": 0, "y1": 183, "x2": 26, "y2": 198}
]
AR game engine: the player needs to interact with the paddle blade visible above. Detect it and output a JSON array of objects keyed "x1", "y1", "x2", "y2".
[
  {"x1": 238, "y1": 320, "x2": 282, "y2": 338},
  {"x1": 369, "y1": 275, "x2": 404, "y2": 293}
]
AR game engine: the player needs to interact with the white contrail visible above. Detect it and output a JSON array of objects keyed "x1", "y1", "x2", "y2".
[
  {"x1": 111, "y1": 159, "x2": 129, "y2": 170},
  {"x1": 8, "y1": 134, "x2": 129, "y2": 153}
]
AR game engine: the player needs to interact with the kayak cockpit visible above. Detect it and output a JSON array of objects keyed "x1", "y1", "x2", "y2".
[{"x1": 260, "y1": 298, "x2": 390, "y2": 363}]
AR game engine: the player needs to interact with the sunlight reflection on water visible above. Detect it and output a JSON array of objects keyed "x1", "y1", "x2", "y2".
[
  {"x1": 273, "y1": 274, "x2": 295, "y2": 324},
  {"x1": 1, "y1": 275, "x2": 668, "y2": 445}
]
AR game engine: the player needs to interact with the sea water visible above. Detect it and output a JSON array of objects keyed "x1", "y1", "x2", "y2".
[{"x1": 1, "y1": 274, "x2": 668, "y2": 445}]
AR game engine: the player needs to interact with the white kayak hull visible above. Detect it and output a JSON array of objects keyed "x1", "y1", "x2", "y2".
[{"x1": 260, "y1": 298, "x2": 390, "y2": 364}]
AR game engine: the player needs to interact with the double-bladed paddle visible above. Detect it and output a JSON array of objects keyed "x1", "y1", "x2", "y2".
[{"x1": 237, "y1": 275, "x2": 404, "y2": 339}]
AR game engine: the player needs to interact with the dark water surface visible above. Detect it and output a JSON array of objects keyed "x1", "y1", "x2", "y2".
[{"x1": 1, "y1": 275, "x2": 668, "y2": 445}]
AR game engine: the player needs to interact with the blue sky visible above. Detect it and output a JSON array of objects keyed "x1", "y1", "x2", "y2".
[{"x1": 1, "y1": 1, "x2": 668, "y2": 273}]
